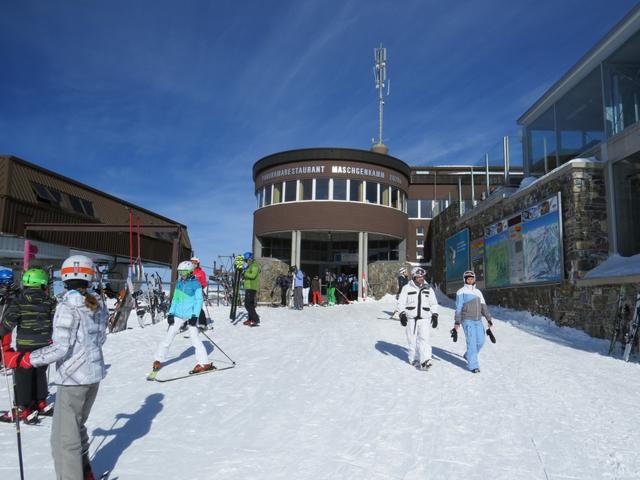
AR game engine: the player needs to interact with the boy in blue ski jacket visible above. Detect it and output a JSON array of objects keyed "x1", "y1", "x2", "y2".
[
  {"x1": 453, "y1": 270, "x2": 493, "y2": 373},
  {"x1": 152, "y1": 261, "x2": 214, "y2": 374}
]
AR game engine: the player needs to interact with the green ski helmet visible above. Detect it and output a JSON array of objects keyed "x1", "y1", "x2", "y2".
[{"x1": 22, "y1": 268, "x2": 49, "y2": 288}]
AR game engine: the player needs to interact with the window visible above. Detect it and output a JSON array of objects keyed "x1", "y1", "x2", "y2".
[
  {"x1": 333, "y1": 178, "x2": 347, "y2": 200},
  {"x1": 350, "y1": 180, "x2": 363, "y2": 202},
  {"x1": 613, "y1": 154, "x2": 640, "y2": 256},
  {"x1": 420, "y1": 200, "x2": 433, "y2": 219},
  {"x1": 416, "y1": 226, "x2": 424, "y2": 236},
  {"x1": 284, "y1": 180, "x2": 296, "y2": 202},
  {"x1": 365, "y1": 182, "x2": 378, "y2": 203},
  {"x1": 417, "y1": 239, "x2": 424, "y2": 248},
  {"x1": 315, "y1": 178, "x2": 329, "y2": 200},
  {"x1": 68, "y1": 195, "x2": 95, "y2": 217},
  {"x1": 273, "y1": 183, "x2": 283, "y2": 203},
  {"x1": 256, "y1": 189, "x2": 263, "y2": 208},
  {"x1": 526, "y1": 106, "x2": 557, "y2": 176},
  {"x1": 264, "y1": 185, "x2": 272, "y2": 206},
  {"x1": 416, "y1": 248, "x2": 424, "y2": 260},
  {"x1": 299, "y1": 179, "x2": 312, "y2": 200},
  {"x1": 381, "y1": 185, "x2": 390, "y2": 206},
  {"x1": 407, "y1": 199, "x2": 418, "y2": 218},
  {"x1": 391, "y1": 187, "x2": 399, "y2": 209},
  {"x1": 32, "y1": 183, "x2": 61, "y2": 206}
]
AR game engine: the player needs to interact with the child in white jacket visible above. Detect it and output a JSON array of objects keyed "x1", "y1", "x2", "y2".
[{"x1": 397, "y1": 267, "x2": 439, "y2": 370}]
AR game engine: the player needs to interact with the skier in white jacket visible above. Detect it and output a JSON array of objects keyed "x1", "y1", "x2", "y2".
[
  {"x1": 3, "y1": 254, "x2": 108, "y2": 480},
  {"x1": 397, "y1": 267, "x2": 439, "y2": 370}
]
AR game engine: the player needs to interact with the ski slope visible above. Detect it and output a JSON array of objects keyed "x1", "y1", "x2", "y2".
[{"x1": 1, "y1": 295, "x2": 639, "y2": 479}]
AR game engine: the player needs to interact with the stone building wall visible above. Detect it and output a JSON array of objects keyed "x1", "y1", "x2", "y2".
[{"x1": 430, "y1": 161, "x2": 637, "y2": 339}]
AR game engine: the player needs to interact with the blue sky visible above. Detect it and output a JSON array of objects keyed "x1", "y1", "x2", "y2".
[{"x1": 0, "y1": 0, "x2": 637, "y2": 268}]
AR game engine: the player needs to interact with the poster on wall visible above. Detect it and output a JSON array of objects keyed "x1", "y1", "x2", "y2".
[
  {"x1": 482, "y1": 193, "x2": 563, "y2": 289},
  {"x1": 469, "y1": 237, "x2": 485, "y2": 288},
  {"x1": 521, "y1": 195, "x2": 562, "y2": 283},
  {"x1": 445, "y1": 229, "x2": 470, "y2": 284}
]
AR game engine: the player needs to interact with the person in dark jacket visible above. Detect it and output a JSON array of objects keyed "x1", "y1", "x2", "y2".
[
  {"x1": 0, "y1": 268, "x2": 55, "y2": 423},
  {"x1": 272, "y1": 274, "x2": 290, "y2": 307}
]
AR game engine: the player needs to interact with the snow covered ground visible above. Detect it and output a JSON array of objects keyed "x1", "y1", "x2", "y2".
[{"x1": 1, "y1": 295, "x2": 640, "y2": 479}]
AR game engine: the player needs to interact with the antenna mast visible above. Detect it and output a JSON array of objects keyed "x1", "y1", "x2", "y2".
[{"x1": 373, "y1": 44, "x2": 389, "y2": 153}]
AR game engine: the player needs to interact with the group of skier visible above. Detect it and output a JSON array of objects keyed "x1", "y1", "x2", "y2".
[
  {"x1": 0, "y1": 255, "x2": 109, "y2": 480},
  {"x1": 270, "y1": 268, "x2": 360, "y2": 308},
  {"x1": 395, "y1": 266, "x2": 493, "y2": 373}
]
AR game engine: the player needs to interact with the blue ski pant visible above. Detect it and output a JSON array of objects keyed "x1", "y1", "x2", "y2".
[{"x1": 462, "y1": 320, "x2": 485, "y2": 371}]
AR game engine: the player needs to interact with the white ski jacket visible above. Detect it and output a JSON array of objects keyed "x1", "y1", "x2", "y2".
[
  {"x1": 30, "y1": 289, "x2": 108, "y2": 386},
  {"x1": 398, "y1": 280, "x2": 439, "y2": 320}
]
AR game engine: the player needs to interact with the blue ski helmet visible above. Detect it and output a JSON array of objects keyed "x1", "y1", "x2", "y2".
[
  {"x1": 243, "y1": 251, "x2": 253, "y2": 261},
  {"x1": 0, "y1": 269, "x2": 14, "y2": 285}
]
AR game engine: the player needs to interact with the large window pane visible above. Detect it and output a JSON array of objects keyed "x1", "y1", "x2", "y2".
[
  {"x1": 333, "y1": 178, "x2": 347, "y2": 200},
  {"x1": 256, "y1": 189, "x2": 262, "y2": 208},
  {"x1": 264, "y1": 185, "x2": 272, "y2": 206},
  {"x1": 604, "y1": 30, "x2": 640, "y2": 136},
  {"x1": 613, "y1": 154, "x2": 640, "y2": 256},
  {"x1": 526, "y1": 106, "x2": 556, "y2": 176},
  {"x1": 284, "y1": 180, "x2": 296, "y2": 202},
  {"x1": 365, "y1": 182, "x2": 378, "y2": 203},
  {"x1": 407, "y1": 199, "x2": 418, "y2": 218},
  {"x1": 316, "y1": 178, "x2": 329, "y2": 200},
  {"x1": 299, "y1": 179, "x2": 312, "y2": 200},
  {"x1": 350, "y1": 180, "x2": 363, "y2": 202},
  {"x1": 556, "y1": 67, "x2": 604, "y2": 166},
  {"x1": 273, "y1": 183, "x2": 282, "y2": 203},
  {"x1": 381, "y1": 185, "x2": 390, "y2": 206},
  {"x1": 420, "y1": 200, "x2": 433, "y2": 219},
  {"x1": 391, "y1": 187, "x2": 399, "y2": 209}
]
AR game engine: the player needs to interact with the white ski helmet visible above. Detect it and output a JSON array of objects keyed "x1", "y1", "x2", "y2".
[
  {"x1": 61, "y1": 255, "x2": 95, "y2": 282},
  {"x1": 178, "y1": 260, "x2": 194, "y2": 274},
  {"x1": 399, "y1": 267, "x2": 407, "y2": 275},
  {"x1": 411, "y1": 267, "x2": 426, "y2": 278},
  {"x1": 190, "y1": 256, "x2": 200, "y2": 264},
  {"x1": 463, "y1": 270, "x2": 476, "y2": 281}
]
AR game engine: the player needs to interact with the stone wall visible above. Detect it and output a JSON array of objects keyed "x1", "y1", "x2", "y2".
[
  {"x1": 255, "y1": 257, "x2": 290, "y2": 303},
  {"x1": 430, "y1": 161, "x2": 637, "y2": 339},
  {"x1": 368, "y1": 261, "x2": 412, "y2": 299}
]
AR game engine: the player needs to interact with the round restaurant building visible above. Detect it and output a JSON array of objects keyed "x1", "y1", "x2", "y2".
[{"x1": 252, "y1": 148, "x2": 410, "y2": 297}]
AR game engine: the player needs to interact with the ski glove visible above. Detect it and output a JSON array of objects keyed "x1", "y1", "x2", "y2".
[
  {"x1": 450, "y1": 328, "x2": 458, "y2": 342},
  {"x1": 188, "y1": 315, "x2": 198, "y2": 326},
  {"x1": 167, "y1": 314, "x2": 175, "y2": 326},
  {"x1": 431, "y1": 313, "x2": 438, "y2": 328},
  {"x1": 487, "y1": 328, "x2": 496, "y2": 344},
  {"x1": 3, "y1": 351, "x2": 32, "y2": 369},
  {"x1": 399, "y1": 312, "x2": 408, "y2": 327}
]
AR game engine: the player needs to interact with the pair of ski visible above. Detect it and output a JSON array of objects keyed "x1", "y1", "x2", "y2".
[
  {"x1": 609, "y1": 288, "x2": 640, "y2": 361},
  {"x1": 146, "y1": 365, "x2": 234, "y2": 382}
]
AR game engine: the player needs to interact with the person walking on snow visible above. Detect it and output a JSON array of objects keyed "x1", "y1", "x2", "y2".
[
  {"x1": 3, "y1": 255, "x2": 109, "y2": 480},
  {"x1": 191, "y1": 257, "x2": 208, "y2": 329},
  {"x1": 153, "y1": 260, "x2": 214, "y2": 374},
  {"x1": 242, "y1": 252, "x2": 261, "y2": 326},
  {"x1": 452, "y1": 270, "x2": 493, "y2": 374},
  {"x1": 397, "y1": 267, "x2": 439, "y2": 370},
  {"x1": 0, "y1": 268, "x2": 56, "y2": 424}
]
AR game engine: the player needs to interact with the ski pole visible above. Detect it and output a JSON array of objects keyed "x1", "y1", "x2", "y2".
[
  {"x1": 199, "y1": 330, "x2": 236, "y2": 365},
  {"x1": 0, "y1": 309, "x2": 25, "y2": 480}
]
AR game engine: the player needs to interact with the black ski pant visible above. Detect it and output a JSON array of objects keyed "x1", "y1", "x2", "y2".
[
  {"x1": 280, "y1": 287, "x2": 287, "y2": 307},
  {"x1": 244, "y1": 289, "x2": 260, "y2": 323},
  {"x1": 198, "y1": 308, "x2": 207, "y2": 327},
  {"x1": 15, "y1": 364, "x2": 48, "y2": 408}
]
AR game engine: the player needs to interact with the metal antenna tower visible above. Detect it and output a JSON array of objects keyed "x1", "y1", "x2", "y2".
[{"x1": 373, "y1": 44, "x2": 389, "y2": 150}]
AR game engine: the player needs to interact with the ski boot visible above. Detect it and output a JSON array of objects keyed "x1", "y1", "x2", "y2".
[
  {"x1": 36, "y1": 400, "x2": 54, "y2": 417},
  {"x1": 471, "y1": 368, "x2": 480, "y2": 374},
  {"x1": 420, "y1": 360, "x2": 432, "y2": 371},
  {"x1": 242, "y1": 319, "x2": 253, "y2": 326},
  {"x1": 0, "y1": 407, "x2": 39, "y2": 425},
  {"x1": 189, "y1": 363, "x2": 216, "y2": 374}
]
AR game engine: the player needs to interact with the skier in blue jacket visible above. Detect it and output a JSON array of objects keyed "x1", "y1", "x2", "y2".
[
  {"x1": 453, "y1": 270, "x2": 493, "y2": 373},
  {"x1": 152, "y1": 261, "x2": 213, "y2": 375}
]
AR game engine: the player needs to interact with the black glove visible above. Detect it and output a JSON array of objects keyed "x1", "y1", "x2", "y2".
[
  {"x1": 399, "y1": 312, "x2": 407, "y2": 327},
  {"x1": 450, "y1": 327, "x2": 458, "y2": 342},
  {"x1": 167, "y1": 314, "x2": 174, "y2": 326},
  {"x1": 487, "y1": 319, "x2": 493, "y2": 327},
  {"x1": 431, "y1": 313, "x2": 438, "y2": 328},
  {"x1": 188, "y1": 315, "x2": 198, "y2": 326},
  {"x1": 487, "y1": 328, "x2": 496, "y2": 344}
]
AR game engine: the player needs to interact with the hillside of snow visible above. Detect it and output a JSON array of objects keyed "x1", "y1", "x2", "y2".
[{"x1": 1, "y1": 296, "x2": 639, "y2": 479}]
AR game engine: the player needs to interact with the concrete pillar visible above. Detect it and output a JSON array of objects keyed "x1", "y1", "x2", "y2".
[
  {"x1": 290, "y1": 230, "x2": 302, "y2": 267},
  {"x1": 253, "y1": 235, "x2": 263, "y2": 259},
  {"x1": 357, "y1": 231, "x2": 369, "y2": 300},
  {"x1": 398, "y1": 238, "x2": 406, "y2": 262}
]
